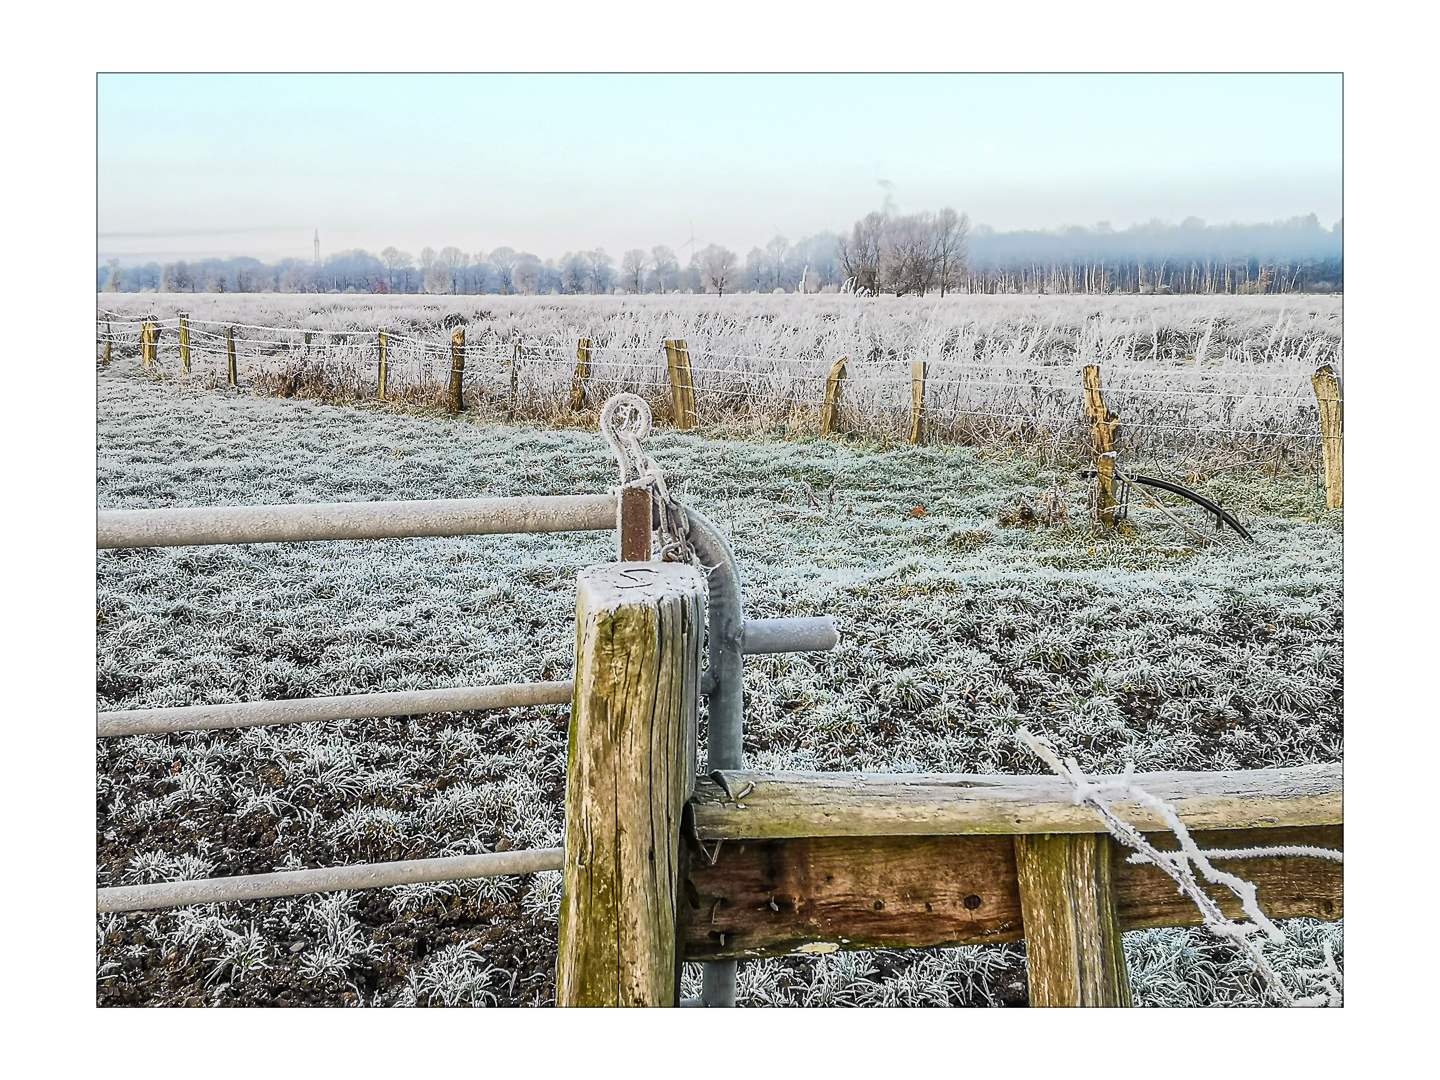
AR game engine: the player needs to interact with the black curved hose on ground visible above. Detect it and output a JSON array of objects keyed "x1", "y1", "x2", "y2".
[{"x1": 1079, "y1": 470, "x2": 1254, "y2": 542}]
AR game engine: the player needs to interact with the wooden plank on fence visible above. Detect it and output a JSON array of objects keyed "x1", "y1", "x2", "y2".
[
  {"x1": 226, "y1": 326, "x2": 237, "y2": 387},
  {"x1": 570, "y1": 338, "x2": 593, "y2": 412},
  {"x1": 557, "y1": 562, "x2": 705, "y2": 1007},
  {"x1": 819, "y1": 356, "x2": 848, "y2": 436},
  {"x1": 689, "y1": 763, "x2": 1341, "y2": 840},
  {"x1": 1014, "y1": 833, "x2": 1130, "y2": 1006},
  {"x1": 679, "y1": 825, "x2": 1342, "y2": 961},
  {"x1": 448, "y1": 328, "x2": 466, "y2": 414},
  {"x1": 663, "y1": 339, "x2": 697, "y2": 429},
  {"x1": 178, "y1": 312, "x2": 190, "y2": 376},
  {"x1": 141, "y1": 319, "x2": 158, "y2": 368},
  {"x1": 909, "y1": 360, "x2": 927, "y2": 445},
  {"x1": 1311, "y1": 364, "x2": 1343, "y2": 510},
  {"x1": 377, "y1": 330, "x2": 388, "y2": 400}
]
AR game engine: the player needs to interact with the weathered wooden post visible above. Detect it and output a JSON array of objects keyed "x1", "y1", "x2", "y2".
[
  {"x1": 909, "y1": 360, "x2": 927, "y2": 445},
  {"x1": 377, "y1": 329, "x2": 389, "y2": 401},
  {"x1": 571, "y1": 339, "x2": 593, "y2": 412},
  {"x1": 1082, "y1": 364, "x2": 1120, "y2": 527},
  {"x1": 819, "y1": 356, "x2": 849, "y2": 437},
  {"x1": 1014, "y1": 833, "x2": 1131, "y2": 1007},
  {"x1": 102, "y1": 319, "x2": 112, "y2": 365},
  {"x1": 557, "y1": 562, "x2": 704, "y2": 1007},
  {"x1": 509, "y1": 341, "x2": 521, "y2": 419},
  {"x1": 141, "y1": 319, "x2": 159, "y2": 368},
  {"x1": 178, "y1": 312, "x2": 190, "y2": 376},
  {"x1": 448, "y1": 328, "x2": 466, "y2": 414},
  {"x1": 1311, "y1": 364, "x2": 1343, "y2": 510},
  {"x1": 663, "y1": 339, "x2": 697, "y2": 430},
  {"x1": 620, "y1": 488, "x2": 654, "y2": 562},
  {"x1": 226, "y1": 326, "x2": 237, "y2": 388}
]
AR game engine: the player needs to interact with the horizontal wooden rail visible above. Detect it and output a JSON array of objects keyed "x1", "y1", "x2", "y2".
[
  {"x1": 691, "y1": 763, "x2": 1340, "y2": 839},
  {"x1": 98, "y1": 847, "x2": 565, "y2": 914},
  {"x1": 97, "y1": 681, "x2": 575, "y2": 737},
  {"x1": 680, "y1": 824, "x2": 1342, "y2": 960},
  {"x1": 97, "y1": 493, "x2": 618, "y2": 549}
]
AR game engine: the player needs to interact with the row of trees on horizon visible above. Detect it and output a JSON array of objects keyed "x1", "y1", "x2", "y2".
[{"x1": 99, "y1": 212, "x2": 1343, "y2": 297}]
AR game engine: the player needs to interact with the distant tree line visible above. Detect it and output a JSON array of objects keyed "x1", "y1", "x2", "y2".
[{"x1": 97, "y1": 214, "x2": 1341, "y2": 296}]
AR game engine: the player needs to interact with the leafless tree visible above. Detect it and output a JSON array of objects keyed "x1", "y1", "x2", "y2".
[
  {"x1": 932, "y1": 207, "x2": 970, "y2": 296},
  {"x1": 488, "y1": 247, "x2": 519, "y2": 294},
  {"x1": 698, "y1": 243, "x2": 738, "y2": 295},
  {"x1": 621, "y1": 249, "x2": 648, "y2": 293},
  {"x1": 836, "y1": 211, "x2": 886, "y2": 295},
  {"x1": 650, "y1": 246, "x2": 678, "y2": 293},
  {"x1": 440, "y1": 246, "x2": 468, "y2": 293},
  {"x1": 881, "y1": 212, "x2": 937, "y2": 296}
]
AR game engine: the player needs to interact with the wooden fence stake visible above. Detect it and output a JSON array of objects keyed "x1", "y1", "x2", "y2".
[
  {"x1": 819, "y1": 356, "x2": 849, "y2": 437},
  {"x1": 1014, "y1": 833, "x2": 1131, "y2": 1007},
  {"x1": 178, "y1": 312, "x2": 190, "y2": 376},
  {"x1": 663, "y1": 339, "x2": 697, "y2": 430},
  {"x1": 377, "y1": 330, "x2": 388, "y2": 400},
  {"x1": 448, "y1": 328, "x2": 466, "y2": 414},
  {"x1": 570, "y1": 338, "x2": 593, "y2": 412},
  {"x1": 620, "y1": 488, "x2": 653, "y2": 562},
  {"x1": 1311, "y1": 364, "x2": 1343, "y2": 510},
  {"x1": 226, "y1": 326, "x2": 237, "y2": 388},
  {"x1": 909, "y1": 360, "x2": 927, "y2": 445},
  {"x1": 508, "y1": 342, "x2": 521, "y2": 419},
  {"x1": 1082, "y1": 364, "x2": 1121, "y2": 526},
  {"x1": 557, "y1": 562, "x2": 704, "y2": 1007},
  {"x1": 103, "y1": 319, "x2": 111, "y2": 365},
  {"x1": 141, "y1": 319, "x2": 158, "y2": 368}
]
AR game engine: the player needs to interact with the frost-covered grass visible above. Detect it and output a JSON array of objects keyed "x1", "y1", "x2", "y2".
[
  {"x1": 96, "y1": 366, "x2": 1341, "y2": 1006},
  {"x1": 98, "y1": 293, "x2": 1339, "y2": 463}
]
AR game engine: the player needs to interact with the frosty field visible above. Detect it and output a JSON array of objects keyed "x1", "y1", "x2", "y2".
[{"x1": 95, "y1": 337, "x2": 1343, "y2": 1006}]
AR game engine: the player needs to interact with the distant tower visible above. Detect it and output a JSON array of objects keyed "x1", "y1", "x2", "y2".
[{"x1": 313, "y1": 230, "x2": 320, "y2": 264}]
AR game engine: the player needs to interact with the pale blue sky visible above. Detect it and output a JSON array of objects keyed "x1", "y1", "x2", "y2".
[{"x1": 98, "y1": 73, "x2": 1341, "y2": 263}]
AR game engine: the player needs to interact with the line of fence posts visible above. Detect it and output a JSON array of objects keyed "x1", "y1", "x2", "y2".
[
  {"x1": 570, "y1": 338, "x2": 593, "y2": 412},
  {"x1": 819, "y1": 356, "x2": 849, "y2": 436},
  {"x1": 1082, "y1": 364, "x2": 1121, "y2": 528},
  {"x1": 178, "y1": 312, "x2": 190, "y2": 376},
  {"x1": 663, "y1": 339, "x2": 697, "y2": 430},
  {"x1": 1311, "y1": 364, "x2": 1343, "y2": 510}
]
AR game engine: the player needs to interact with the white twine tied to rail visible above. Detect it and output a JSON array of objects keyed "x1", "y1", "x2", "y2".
[
  {"x1": 599, "y1": 393, "x2": 694, "y2": 563},
  {"x1": 1016, "y1": 728, "x2": 1343, "y2": 1007}
]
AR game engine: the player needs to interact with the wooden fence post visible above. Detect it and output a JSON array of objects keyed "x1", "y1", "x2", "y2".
[
  {"x1": 557, "y1": 562, "x2": 704, "y2": 1007},
  {"x1": 570, "y1": 338, "x2": 593, "y2": 412},
  {"x1": 909, "y1": 360, "x2": 927, "y2": 445},
  {"x1": 103, "y1": 319, "x2": 112, "y2": 365},
  {"x1": 141, "y1": 319, "x2": 158, "y2": 368},
  {"x1": 1082, "y1": 364, "x2": 1120, "y2": 526},
  {"x1": 179, "y1": 312, "x2": 190, "y2": 376},
  {"x1": 1311, "y1": 364, "x2": 1343, "y2": 510},
  {"x1": 448, "y1": 328, "x2": 466, "y2": 414},
  {"x1": 377, "y1": 330, "x2": 388, "y2": 400},
  {"x1": 1014, "y1": 833, "x2": 1131, "y2": 1007},
  {"x1": 663, "y1": 339, "x2": 697, "y2": 430},
  {"x1": 226, "y1": 326, "x2": 237, "y2": 388},
  {"x1": 508, "y1": 342, "x2": 521, "y2": 420},
  {"x1": 619, "y1": 488, "x2": 653, "y2": 562},
  {"x1": 819, "y1": 356, "x2": 849, "y2": 437}
]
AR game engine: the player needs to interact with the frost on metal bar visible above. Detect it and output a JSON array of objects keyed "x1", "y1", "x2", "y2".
[
  {"x1": 96, "y1": 493, "x2": 618, "y2": 549},
  {"x1": 741, "y1": 616, "x2": 840, "y2": 655},
  {"x1": 97, "y1": 681, "x2": 576, "y2": 737},
  {"x1": 97, "y1": 847, "x2": 565, "y2": 913}
]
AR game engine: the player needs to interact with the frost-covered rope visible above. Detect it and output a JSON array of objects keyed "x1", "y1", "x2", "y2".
[{"x1": 1016, "y1": 728, "x2": 1342, "y2": 1007}]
